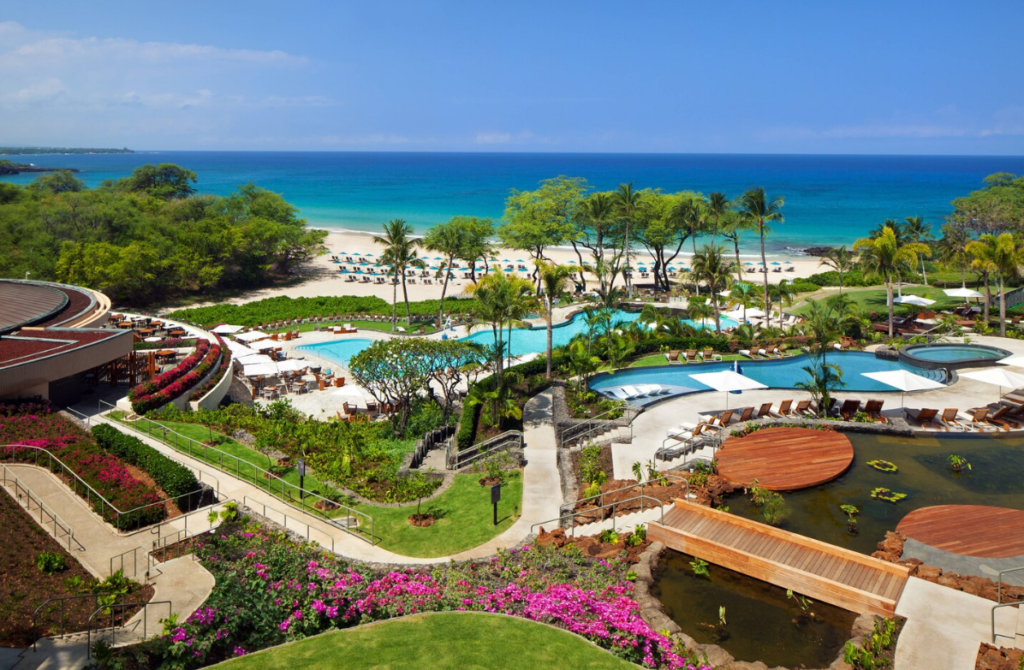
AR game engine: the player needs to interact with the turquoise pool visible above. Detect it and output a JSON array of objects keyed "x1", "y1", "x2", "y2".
[
  {"x1": 296, "y1": 338, "x2": 374, "y2": 367},
  {"x1": 459, "y1": 309, "x2": 738, "y2": 358},
  {"x1": 589, "y1": 352, "x2": 948, "y2": 396}
]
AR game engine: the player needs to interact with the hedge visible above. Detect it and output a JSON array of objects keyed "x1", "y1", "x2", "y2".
[
  {"x1": 456, "y1": 402, "x2": 482, "y2": 450},
  {"x1": 633, "y1": 334, "x2": 729, "y2": 356},
  {"x1": 92, "y1": 424, "x2": 201, "y2": 504}
]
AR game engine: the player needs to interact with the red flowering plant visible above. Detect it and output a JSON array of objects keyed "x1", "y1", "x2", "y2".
[
  {"x1": 130, "y1": 338, "x2": 225, "y2": 414},
  {"x1": 0, "y1": 400, "x2": 166, "y2": 529},
  {"x1": 190, "y1": 347, "x2": 231, "y2": 401}
]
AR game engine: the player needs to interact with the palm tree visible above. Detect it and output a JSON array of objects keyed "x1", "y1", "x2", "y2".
[
  {"x1": 937, "y1": 223, "x2": 971, "y2": 288},
  {"x1": 853, "y1": 227, "x2": 930, "y2": 337},
  {"x1": 870, "y1": 219, "x2": 909, "y2": 244},
  {"x1": 733, "y1": 282, "x2": 757, "y2": 323},
  {"x1": 690, "y1": 245, "x2": 735, "y2": 334},
  {"x1": 576, "y1": 192, "x2": 618, "y2": 292},
  {"x1": 538, "y1": 262, "x2": 575, "y2": 378},
  {"x1": 738, "y1": 187, "x2": 785, "y2": 320},
  {"x1": 613, "y1": 183, "x2": 643, "y2": 298},
  {"x1": 768, "y1": 280, "x2": 796, "y2": 330},
  {"x1": 903, "y1": 216, "x2": 934, "y2": 285},
  {"x1": 967, "y1": 233, "x2": 1023, "y2": 336},
  {"x1": 706, "y1": 192, "x2": 730, "y2": 245},
  {"x1": 720, "y1": 209, "x2": 748, "y2": 278},
  {"x1": 374, "y1": 219, "x2": 426, "y2": 332},
  {"x1": 424, "y1": 219, "x2": 464, "y2": 326},
  {"x1": 819, "y1": 246, "x2": 856, "y2": 293}
]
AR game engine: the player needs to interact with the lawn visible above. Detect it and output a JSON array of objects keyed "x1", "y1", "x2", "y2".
[
  {"x1": 212, "y1": 612, "x2": 636, "y2": 670},
  {"x1": 347, "y1": 471, "x2": 523, "y2": 558},
  {"x1": 792, "y1": 285, "x2": 969, "y2": 316},
  {"x1": 269, "y1": 318, "x2": 439, "y2": 335},
  {"x1": 629, "y1": 352, "x2": 748, "y2": 368}
]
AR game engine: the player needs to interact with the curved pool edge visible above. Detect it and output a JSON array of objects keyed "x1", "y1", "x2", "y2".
[{"x1": 898, "y1": 343, "x2": 1012, "y2": 370}]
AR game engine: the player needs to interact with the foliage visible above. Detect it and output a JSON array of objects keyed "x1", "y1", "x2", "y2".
[
  {"x1": 35, "y1": 551, "x2": 66, "y2": 575},
  {"x1": 598, "y1": 529, "x2": 620, "y2": 545},
  {"x1": 92, "y1": 424, "x2": 200, "y2": 501},
  {"x1": 749, "y1": 485, "x2": 789, "y2": 526},
  {"x1": 843, "y1": 617, "x2": 900, "y2": 670},
  {"x1": 689, "y1": 558, "x2": 710, "y2": 578},
  {"x1": 866, "y1": 459, "x2": 898, "y2": 473},
  {"x1": 870, "y1": 488, "x2": 907, "y2": 503},
  {"x1": 625, "y1": 525, "x2": 647, "y2": 547},
  {"x1": 946, "y1": 454, "x2": 971, "y2": 472},
  {"x1": 579, "y1": 444, "x2": 606, "y2": 487},
  {"x1": 128, "y1": 338, "x2": 224, "y2": 414}
]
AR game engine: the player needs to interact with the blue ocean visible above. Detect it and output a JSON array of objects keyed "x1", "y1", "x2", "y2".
[{"x1": 4, "y1": 151, "x2": 1023, "y2": 252}]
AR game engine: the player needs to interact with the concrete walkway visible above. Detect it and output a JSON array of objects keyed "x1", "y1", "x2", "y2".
[{"x1": 895, "y1": 576, "x2": 1017, "y2": 669}]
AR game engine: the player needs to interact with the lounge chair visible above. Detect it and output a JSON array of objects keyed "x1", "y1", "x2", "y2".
[
  {"x1": 938, "y1": 408, "x2": 962, "y2": 430},
  {"x1": 665, "y1": 350, "x2": 681, "y2": 363},
  {"x1": 684, "y1": 350, "x2": 699, "y2": 363},
  {"x1": 736, "y1": 406, "x2": 755, "y2": 422},
  {"x1": 700, "y1": 348, "x2": 723, "y2": 362},
  {"x1": 757, "y1": 402, "x2": 773, "y2": 419},
  {"x1": 776, "y1": 399, "x2": 793, "y2": 417},
  {"x1": 906, "y1": 408, "x2": 941, "y2": 429},
  {"x1": 839, "y1": 399, "x2": 861, "y2": 420},
  {"x1": 715, "y1": 410, "x2": 734, "y2": 425},
  {"x1": 635, "y1": 384, "x2": 667, "y2": 397},
  {"x1": 621, "y1": 385, "x2": 648, "y2": 399},
  {"x1": 794, "y1": 400, "x2": 812, "y2": 416},
  {"x1": 987, "y1": 405, "x2": 1021, "y2": 431},
  {"x1": 864, "y1": 400, "x2": 887, "y2": 423},
  {"x1": 962, "y1": 407, "x2": 993, "y2": 431}
]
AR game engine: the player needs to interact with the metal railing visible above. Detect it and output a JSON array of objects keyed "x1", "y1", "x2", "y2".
[
  {"x1": 558, "y1": 404, "x2": 642, "y2": 448},
  {"x1": 998, "y1": 566, "x2": 1024, "y2": 603},
  {"x1": 244, "y1": 496, "x2": 338, "y2": 553},
  {"x1": 990, "y1": 566, "x2": 1024, "y2": 643},
  {"x1": 150, "y1": 528, "x2": 194, "y2": 563},
  {"x1": 99, "y1": 402, "x2": 375, "y2": 544},
  {"x1": 62, "y1": 405, "x2": 92, "y2": 427},
  {"x1": 531, "y1": 494, "x2": 666, "y2": 536},
  {"x1": 86, "y1": 600, "x2": 172, "y2": 658},
  {"x1": 579, "y1": 472, "x2": 691, "y2": 511},
  {"x1": 109, "y1": 546, "x2": 150, "y2": 580},
  {"x1": 447, "y1": 430, "x2": 523, "y2": 470},
  {"x1": 1, "y1": 463, "x2": 80, "y2": 551},
  {"x1": 32, "y1": 592, "x2": 130, "y2": 650}
]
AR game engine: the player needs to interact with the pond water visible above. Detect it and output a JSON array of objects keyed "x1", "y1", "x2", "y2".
[
  {"x1": 651, "y1": 550, "x2": 857, "y2": 668},
  {"x1": 726, "y1": 432, "x2": 1024, "y2": 554}
]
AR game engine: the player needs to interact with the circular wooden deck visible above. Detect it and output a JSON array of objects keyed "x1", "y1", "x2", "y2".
[
  {"x1": 717, "y1": 427, "x2": 854, "y2": 491},
  {"x1": 896, "y1": 505, "x2": 1024, "y2": 558}
]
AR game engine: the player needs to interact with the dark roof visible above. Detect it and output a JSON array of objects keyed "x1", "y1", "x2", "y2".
[
  {"x1": 36, "y1": 285, "x2": 95, "y2": 328},
  {"x1": 0, "y1": 328, "x2": 126, "y2": 369},
  {"x1": 0, "y1": 281, "x2": 68, "y2": 335}
]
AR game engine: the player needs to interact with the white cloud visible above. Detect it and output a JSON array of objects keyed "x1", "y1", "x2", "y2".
[
  {"x1": 475, "y1": 131, "x2": 512, "y2": 145},
  {"x1": 4, "y1": 36, "x2": 304, "y2": 67},
  {"x1": 3, "y1": 77, "x2": 67, "y2": 104}
]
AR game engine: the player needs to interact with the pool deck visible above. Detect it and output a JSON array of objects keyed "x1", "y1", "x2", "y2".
[
  {"x1": 896, "y1": 505, "x2": 1024, "y2": 559},
  {"x1": 716, "y1": 427, "x2": 854, "y2": 491}
]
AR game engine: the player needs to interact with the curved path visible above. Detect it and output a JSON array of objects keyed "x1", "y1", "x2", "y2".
[{"x1": 716, "y1": 427, "x2": 854, "y2": 491}]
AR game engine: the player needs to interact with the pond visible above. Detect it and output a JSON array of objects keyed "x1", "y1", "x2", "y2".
[
  {"x1": 726, "y1": 432, "x2": 1024, "y2": 554},
  {"x1": 651, "y1": 550, "x2": 857, "y2": 668}
]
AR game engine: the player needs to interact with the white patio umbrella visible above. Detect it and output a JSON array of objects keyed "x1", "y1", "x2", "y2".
[
  {"x1": 144, "y1": 336, "x2": 162, "y2": 343},
  {"x1": 997, "y1": 354, "x2": 1024, "y2": 367},
  {"x1": 251, "y1": 339, "x2": 278, "y2": 351},
  {"x1": 243, "y1": 363, "x2": 278, "y2": 377},
  {"x1": 211, "y1": 324, "x2": 244, "y2": 334},
  {"x1": 892, "y1": 295, "x2": 935, "y2": 306},
  {"x1": 944, "y1": 287, "x2": 984, "y2": 299},
  {"x1": 235, "y1": 330, "x2": 268, "y2": 343},
  {"x1": 276, "y1": 359, "x2": 309, "y2": 373},
  {"x1": 689, "y1": 370, "x2": 768, "y2": 409},
  {"x1": 237, "y1": 353, "x2": 275, "y2": 366},
  {"x1": 861, "y1": 370, "x2": 945, "y2": 407},
  {"x1": 959, "y1": 368, "x2": 1024, "y2": 402},
  {"x1": 332, "y1": 385, "x2": 367, "y2": 407}
]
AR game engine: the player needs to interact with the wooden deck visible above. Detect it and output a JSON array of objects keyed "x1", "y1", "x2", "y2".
[
  {"x1": 648, "y1": 501, "x2": 911, "y2": 617},
  {"x1": 716, "y1": 427, "x2": 854, "y2": 491},
  {"x1": 897, "y1": 505, "x2": 1024, "y2": 558}
]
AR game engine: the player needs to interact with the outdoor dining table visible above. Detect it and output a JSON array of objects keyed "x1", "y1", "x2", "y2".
[
  {"x1": 138, "y1": 328, "x2": 155, "y2": 337},
  {"x1": 118, "y1": 321, "x2": 134, "y2": 329},
  {"x1": 155, "y1": 349, "x2": 177, "y2": 360},
  {"x1": 168, "y1": 329, "x2": 187, "y2": 337}
]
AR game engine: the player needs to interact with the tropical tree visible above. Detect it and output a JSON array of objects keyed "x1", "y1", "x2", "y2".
[
  {"x1": 538, "y1": 262, "x2": 576, "y2": 378},
  {"x1": 720, "y1": 209, "x2": 749, "y2": 279},
  {"x1": 571, "y1": 192, "x2": 620, "y2": 292},
  {"x1": 732, "y1": 282, "x2": 757, "y2": 323},
  {"x1": 374, "y1": 219, "x2": 425, "y2": 331},
  {"x1": 706, "y1": 192, "x2": 730, "y2": 245},
  {"x1": 795, "y1": 297, "x2": 847, "y2": 417},
  {"x1": 819, "y1": 246, "x2": 856, "y2": 293},
  {"x1": 903, "y1": 216, "x2": 934, "y2": 285},
  {"x1": 632, "y1": 190, "x2": 687, "y2": 291},
  {"x1": 453, "y1": 217, "x2": 495, "y2": 283},
  {"x1": 967, "y1": 233, "x2": 1024, "y2": 336},
  {"x1": 738, "y1": 187, "x2": 785, "y2": 318},
  {"x1": 853, "y1": 227, "x2": 930, "y2": 337},
  {"x1": 767, "y1": 280, "x2": 796, "y2": 330},
  {"x1": 936, "y1": 223, "x2": 972, "y2": 288},
  {"x1": 613, "y1": 183, "x2": 644, "y2": 297},
  {"x1": 690, "y1": 245, "x2": 735, "y2": 334},
  {"x1": 424, "y1": 217, "x2": 465, "y2": 325}
]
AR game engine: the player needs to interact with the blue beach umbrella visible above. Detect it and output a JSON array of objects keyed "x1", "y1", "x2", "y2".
[
  {"x1": 744, "y1": 262, "x2": 754, "y2": 266},
  {"x1": 353, "y1": 252, "x2": 361, "y2": 256},
  {"x1": 504, "y1": 267, "x2": 514, "y2": 272},
  {"x1": 771, "y1": 262, "x2": 781, "y2": 266},
  {"x1": 365, "y1": 253, "x2": 374, "y2": 257},
  {"x1": 785, "y1": 261, "x2": 793, "y2": 264}
]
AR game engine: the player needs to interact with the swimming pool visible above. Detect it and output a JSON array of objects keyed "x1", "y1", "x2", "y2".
[
  {"x1": 458, "y1": 309, "x2": 738, "y2": 358},
  {"x1": 589, "y1": 352, "x2": 948, "y2": 397},
  {"x1": 899, "y1": 343, "x2": 1010, "y2": 370},
  {"x1": 296, "y1": 338, "x2": 375, "y2": 367}
]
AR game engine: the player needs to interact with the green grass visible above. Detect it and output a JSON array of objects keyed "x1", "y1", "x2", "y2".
[
  {"x1": 628, "y1": 352, "x2": 748, "y2": 368},
  {"x1": 268, "y1": 319, "x2": 438, "y2": 335},
  {"x1": 792, "y1": 285, "x2": 966, "y2": 316},
  {"x1": 212, "y1": 613, "x2": 636, "y2": 670},
  {"x1": 346, "y1": 471, "x2": 523, "y2": 558}
]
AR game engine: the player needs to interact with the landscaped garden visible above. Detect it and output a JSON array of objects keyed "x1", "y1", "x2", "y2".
[
  {"x1": 127, "y1": 335, "x2": 224, "y2": 414},
  {"x1": 95, "y1": 518, "x2": 706, "y2": 670}
]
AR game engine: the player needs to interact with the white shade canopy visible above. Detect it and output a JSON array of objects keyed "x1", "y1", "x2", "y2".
[
  {"x1": 997, "y1": 354, "x2": 1024, "y2": 367},
  {"x1": 224, "y1": 339, "x2": 254, "y2": 355},
  {"x1": 944, "y1": 287, "x2": 984, "y2": 299},
  {"x1": 690, "y1": 370, "x2": 767, "y2": 409},
  {"x1": 237, "y1": 353, "x2": 274, "y2": 366},
  {"x1": 861, "y1": 370, "x2": 945, "y2": 392},
  {"x1": 251, "y1": 339, "x2": 278, "y2": 351},
  {"x1": 331, "y1": 385, "x2": 368, "y2": 407},
  {"x1": 276, "y1": 359, "x2": 308, "y2": 373},
  {"x1": 144, "y1": 337, "x2": 162, "y2": 343},
  {"x1": 242, "y1": 363, "x2": 278, "y2": 377},
  {"x1": 892, "y1": 295, "x2": 935, "y2": 306},
  {"x1": 960, "y1": 368, "x2": 1024, "y2": 389},
  {"x1": 235, "y1": 330, "x2": 268, "y2": 343},
  {"x1": 211, "y1": 324, "x2": 244, "y2": 334}
]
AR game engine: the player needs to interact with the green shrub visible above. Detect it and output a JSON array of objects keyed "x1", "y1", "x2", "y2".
[
  {"x1": 579, "y1": 444, "x2": 605, "y2": 486},
  {"x1": 790, "y1": 280, "x2": 822, "y2": 293},
  {"x1": 92, "y1": 424, "x2": 200, "y2": 503},
  {"x1": 36, "y1": 552, "x2": 66, "y2": 574}
]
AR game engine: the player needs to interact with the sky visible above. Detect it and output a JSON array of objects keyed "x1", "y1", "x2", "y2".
[{"x1": 1, "y1": 1, "x2": 1022, "y2": 155}]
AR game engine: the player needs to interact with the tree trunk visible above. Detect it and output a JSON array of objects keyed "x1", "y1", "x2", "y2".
[
  {"x1": 402, "y1": 275, "x2": 412, "y2": 323},
  {"x1": 921, "y1": 256, "x2": 928, "y2": 286},
  {"x1": 624, "y1": 221, "x2": 632, "y2": 298},
  {"x1": 999, "y1": 275, "x2": 1007, "y2": 337},
  {"x1": 713, "y1": 289, "x2": 722, "y2": 335},
  {"x1": 391, "y1": 275, "x2": 398, "y2": 333},
  {"x1": 546, "y1": 305, "x2": 553, "y2": 379},
  {"x1": 960, "y1": 261, "x2": 966, "y2": 288},
  {"x1": 570, "y1": 241, "x2": 587, "y2": 291},
  {"x1": 759, "y1": 224, "x2": 769, "y2": 325},
  {"x1": 733, "y1": 237, "x2": 743, "y2": 279},
  {"x1": 983, "y1": 272, "x2": 991, "y2": 322},
  {"x1": 438, "y1": 255, "x2": 453, "y2": 327},
  {"x1": 692, "y1": 234, "x2": 699, "y2": 296},
  {"x1": 887, "y1": 279, "x2": 895, "y2": 338}
]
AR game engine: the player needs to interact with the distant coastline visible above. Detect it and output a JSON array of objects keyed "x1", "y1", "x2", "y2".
[
  {"x1": 0, "y1": 160, "x2": 80, "y2": 176},
  {"x1": 0, "y1": 147, "x2": 133, "y2": 156}
]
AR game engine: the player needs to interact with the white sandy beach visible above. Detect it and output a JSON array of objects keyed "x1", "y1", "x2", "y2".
[{"x1": 177, "y1": 228, "x2": 829, "y2": 309}]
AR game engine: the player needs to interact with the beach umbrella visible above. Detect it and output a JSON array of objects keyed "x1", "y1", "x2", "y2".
[
  {"x1": 771, "y1": 261, "x2": 781, "y2": 266},
  {"x1": 211, "y1": 324, "x2": 243, "y2": 334},
  {"x1": 237, "y1": 353, "x2": 274, "y2": 366},
  {"x1": 225, "y1": 340, "x2": 256, "y2": 356},
  {"x1": 504, "y1": 267, "x2": 514, "y2": 272},
  {"x1": 243, "y1": 363, "x2": 278, "y2": 377},
  {"x1": 353, "y1": 252, "x2": 361, "y2": 256},
  {"x1": 744, "y1": 262, "x2": 754, "y2": 266},
  {"x1": 332, "y1": 385, "x2": 368, "y2": 407},
  {"x1": 892, "y1": 295, "x2": 936, "y2": 306},
  {"x1": 861, "y1": 370, "x2": 944, "y2": 407},
  {"x1": 997, "y1": 354, "x2": 1024, "y2": 367},
  {"x1": 364, "y1": 252, "x2": 374, "y2": 257},
  {"x1": 689, "y1": 370, "x2": 767, "y2": 409},
  {"x1": 717, "y1": 290, "x2": 732, "y2": 297},
  {"x1": 784, "y1": 261, "x2": 793, "y2": 264},
  {"x1": 251, "y1": 340, "x2": 278, "y2": 351},
  {"x1": 235, "y1": 330, "x2": 268, "y2": 343},
  {"x1": 276, "y1": 359, "x2": 309, "y2": 373},
  {"x1": 959, "y1": 368, "x2": 1024, "y2": 402},
  {"x1": 944, "y1": 287, "x2": 984, "y2": 299}
]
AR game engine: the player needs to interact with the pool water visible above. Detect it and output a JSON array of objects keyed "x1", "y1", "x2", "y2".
[
  {"x1": 726, "y1": 432, "x2": 1024, "y2": 554},
  {"x1": 589, "y1": 351, "x2": 947, "y2": 395},
  {"x1": 651, "y1": 550, "x2": 857, "y2": 668},
  {"x1": 902, "y1": 344, "x2": 1006, "y2": 362},
  {"x1": 296, "y1": 338, "x2": 375, "y2": 367},
  {"x1": 458, "y1": 309, "x2": 738, "y2": 358}
]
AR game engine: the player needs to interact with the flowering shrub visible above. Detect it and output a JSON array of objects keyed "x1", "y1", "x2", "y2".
[
  {"x1": 134, "y1": 338, "x2": 199, "y2": 351},
  {"x1": 190, "y1": 349, "x2": 231, "y2": 401},
  {"x1": 103, "y1": 524, "x2": 706, "y2": 670},
  {"x1": 129, "y1": 338, "x2": 224, "y2": 414},
  {"x1": 0, "y1": 401, "x2": 166, "y2": 529}
]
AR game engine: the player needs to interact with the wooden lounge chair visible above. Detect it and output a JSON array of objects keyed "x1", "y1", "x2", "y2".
[
  {"x1": 757, "y1": 402, "x2": 773, "y2": 419},
  {"x1": 906, "y1": 408, "x2": 942, "y2": 429},
  {"x1": 776, "y1": 399, "x2": 793, "y2": 417},
  {"x1": 963, "y1": 407, "x2": 992, "y2": 431},
  {"x1": 736, "y1": 406, "x2": 755, "y2": 422},
  {"x1": 685, "y1": 350, "x2": 699, "y2": 363},
  {"x1": 715, "y1": 410, "x2": 734, "y2": 426},
  {"x1": 985, "y1": 405, "x2": 1020, "y2": 431},
  {"x1": 839, "y1": 399, "x2": 861, "y2": 420},
  {"x1": 864, "y1": 400, "x2": 887, "y2": 423},
  {"x1": 794, "y1": 400, "x2": 812, "y2": 415},
  {"x1": 700, "y1": 348, "x2": 722, "y2": 362},
  {"x1": 939, "y1": 408, "x2": 962, "y2": 430},
  {"x1": 665, "y1": 350, "x2": 681, "y2": 363}
]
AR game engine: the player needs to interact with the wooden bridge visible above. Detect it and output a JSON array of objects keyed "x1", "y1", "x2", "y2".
[{"x1": 648, "y1": 501, "x2": 911, "y2": 616}]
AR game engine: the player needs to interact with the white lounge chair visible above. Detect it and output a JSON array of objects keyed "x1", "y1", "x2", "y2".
[
  {"x1": 606, "y1": 388, "x2": 633, "y2": 401},
  {"x1": 621, "y1": 385, "x2": 648, "y2": 399}
]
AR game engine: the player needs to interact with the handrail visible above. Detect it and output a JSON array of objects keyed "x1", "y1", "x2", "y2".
[
  {"x1": 109, "y1": 546, "x2": 148, "y2": 580},
  {"x1": 558, "y1": 404, "x2": 641, "y2": 447},
  {"x1": 575, "y1": 472, "x2": 690, "y2": 511},
  {"x1": 62, "y1": 405, "x2": 92, "y2": 427},
  {"x1": 86, "y1": 600, "x2": 172, "y2": 658},
  {"x1": 100, "y1": 403, "x2": 375, "y2": 544},
  {"x1": 997, "y1": 566, "x2": 1024, "y2": 603},
  {"x1": 530, "y1": 494, "x2": 666, "y2": 536},
  {"x1": 243, "y1": 495, "x2": 337, "y2": 553},
  {"x1": 32, "y1": 592, "x2": 129, "y2": 650},
  {"x1": 1, "y1": 463, "x2": 79, "y2": 551},
  {"x1": 991, "y1": 601, "x2": 1022, "y2": 644},
  {"x1": 448, "y1": 430, "x2": 523, "y2": 469}
]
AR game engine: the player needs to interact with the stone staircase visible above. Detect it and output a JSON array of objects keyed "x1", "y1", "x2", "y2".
[
  {"x1": 10, "y1": 625, "x2": 146, "y2": 670},
  {"x1": 570, "y1": 504, "x2": 669, "y2": 537}
]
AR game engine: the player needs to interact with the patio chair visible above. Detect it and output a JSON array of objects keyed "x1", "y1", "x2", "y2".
[
  {"x1": 715, "y1": 410, "x2": 734, "y2": 425},
  {"x1": 757, "y1": 402, "x2": 773, "y2": 419},
  {"x1": 839, "y1": 399, "x2": 861, "y2": 420},
  {"x1": 983, "y1": 405, "x2": 1020, "y2": 431},
  {"x1": 776, "y1": 399, "x2": 794, "y2": 417},
  {"x1": 906, "y1": 408, "x2": 941, "y2": 429},
  {"x1": 684, "y1": 350, "x2": 699, "y2": 363},
  {"x1": 794, "y1": 400, "x2": 812, "y2": 416},
  {"x1": 938, "y1": 408, "x2": 962, "y2": 430},
  {"x1": 700, "y1": 348, "x2": 722, "y2": 362},
  {"x1": 665, "y1": 350, "x2": 681, "y2": 363},
  {"x1": 864, "y1": 400, "x2": 887, "y2": 423},
  {"x1": 963, "y1": 407, "x2": 993, "y2": 431},
  {"x1": 736, "y1": 406, "x2": 755, "y2": 422}
]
